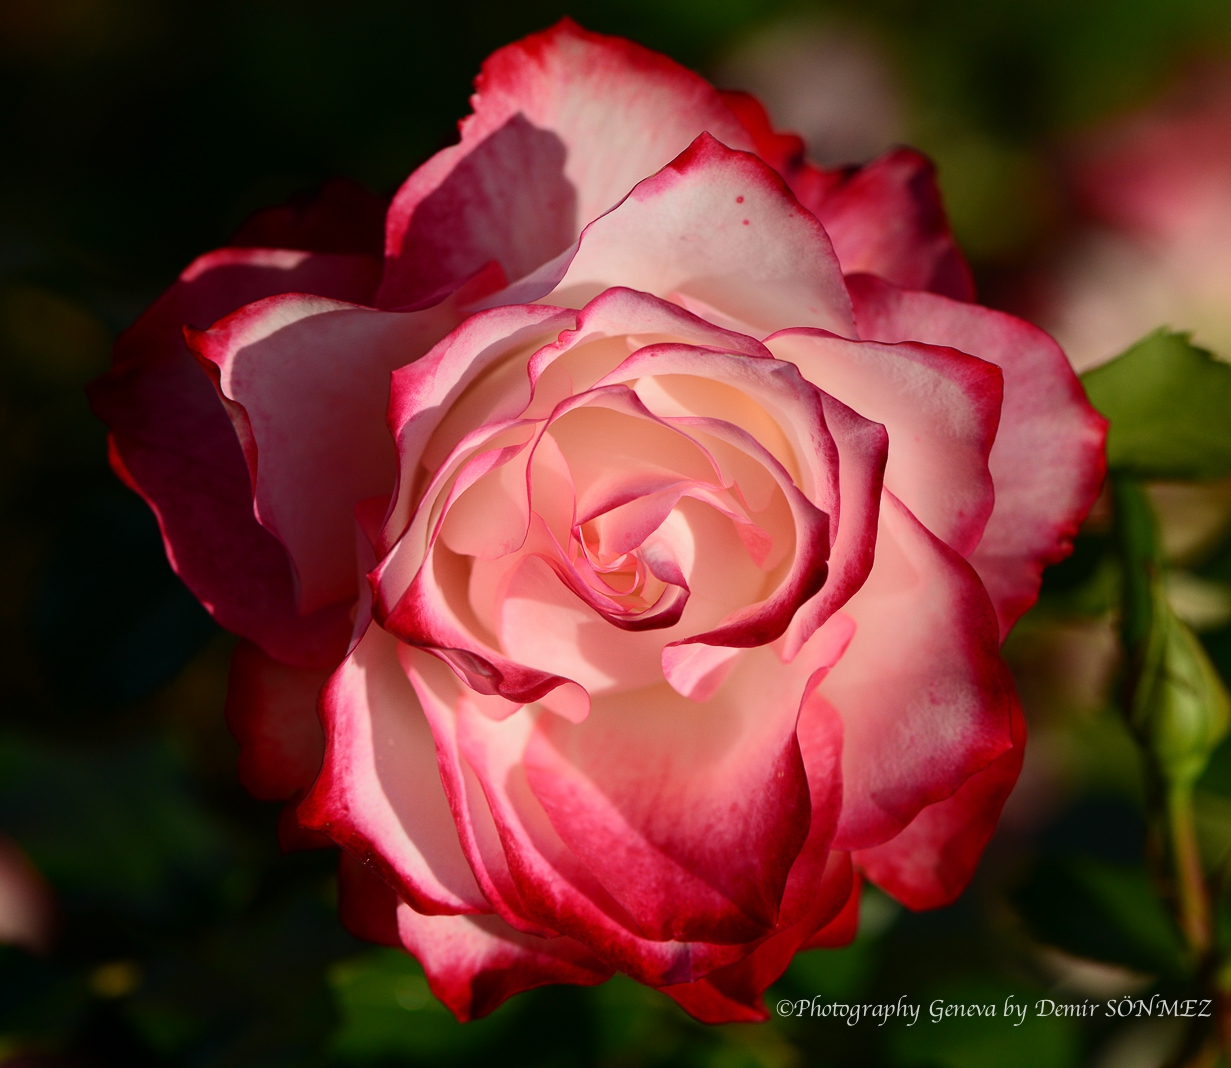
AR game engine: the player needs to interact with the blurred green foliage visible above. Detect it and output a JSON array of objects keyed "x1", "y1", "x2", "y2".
[
  {"x1": 4, "y1": 0, "x2": 1231, "y2": 1065},
  {"x1": 1083, "y1": 333, "x2": 1231, "y2": 481}
]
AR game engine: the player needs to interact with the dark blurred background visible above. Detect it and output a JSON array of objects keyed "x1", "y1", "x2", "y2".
[{"x1": 3, "y1": 1, "x2": 1231, "y2": 1065}]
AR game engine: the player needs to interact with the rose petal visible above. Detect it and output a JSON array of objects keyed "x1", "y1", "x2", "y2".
[
  {"x1": 189, "y1": 290, "x2": 484, "y2": 616},
  {"x1": 658, "y1": 853, "x2": 855, "y2": 1024},
  {"x1": 826, "y1": 492, "x2": 1013, "y2": 850},
  {"x1": 88, "y1": 248, "x2": 381, "y2": 668},
  {"x1": 382, "y1": 304, "x2": 575, "y2": 559},
  {"x1": 717, "y1": 93, "x2": 974, "y2": 300},
  {"x1": 521, "y1": 624, "x2": 855, "y2": 949},
  {"x1": 378, "y1": 20, "x2": 754, "y2": 309},
  {"x1": 848, "y1": 273, "x2": 1108, "y2": 636},
  {"x1": 781, "y1": 395, "x2": 887, "y2": 661},
  {"x1": 766, "y1": 328, "x2": 1001, "y2": 557},
  {"x1": 799, "y1": 150, "x2": 976, "y2": 301},
  {"x1": 854, "y1": 665, "x2": 1026, "y2": 909},
  {"x1": 298, "y1": 623, "x2": 489, "y2": 915},
  {"x1": 406, "y1": 649, "x2": 763, "y2": 986},
  {"x1": 335, "y1": 850, "x2": 612, "y2": 1021},
  {"x1": 230, "y1": 177, "x2": 388, "y2": 258},
  {"x1": 224, "y1": 640, "x2": 328, "y2": 802},
  {"x1": 485, "y1": 134, "x2": 855, "y2": 340}
]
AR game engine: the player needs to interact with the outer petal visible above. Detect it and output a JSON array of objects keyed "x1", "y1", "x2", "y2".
[
  {"x1": 718, "y1": 92, "x2": 974, "y2": 300},
  {"x1": 487, "y1": 134, "x2": 855, "y2": 340},
  {"x1": 848, "y1": 273, "x2": 1107, "y2": 636},
  {"x1": 800, "y1": 149, "x2": 976, "y2": 301},
  {"x1": 336, "y1": 852, "x2": 612, "y2": 1022},
  {"x1": 717, "y1": 89, "x2": 808, "y2": 178},
  {"x1": 378, "y1": 19, "x2": 754, "y2": 309},
  {"x1": 230, "y1": 177, "x2": 387, "y2": 258},
  {"x1": 188, "y1": 287, "x2": 492, "y2": 617},
  {"x1": 826, "y1": 492, "x2": 1014, "y2": 850},
  {"x1": 224, "y1": 640, "x2": 328, "y2": 802},
  {"x1": 659, "y1": 853, "x2": 855, "y2": 1023},
  {"x1": 855, "y1": 666, "x2": 1026, "y2": 909},
  {"x1": 298, "y1": 623, "x2": 489, "y2": 916},
  {"x1": 87, "y1": 249, "x2": 381, "y2": 668},
  {"x1": 658, "y1": 650, "x2": 852, "y2": 1025}
]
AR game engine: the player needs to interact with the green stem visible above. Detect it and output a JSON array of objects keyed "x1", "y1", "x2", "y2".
[
  {"x1": 1169, "y1": 783, "x2": 1213, "y2": 956},
  {"x1": 1110, "y1": 472, "x2": 1160, "y2": 655}
]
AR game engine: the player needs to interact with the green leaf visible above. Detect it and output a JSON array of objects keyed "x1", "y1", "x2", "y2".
[
  {"x1": 1081, "y1": 329, "x2": 1231, "y2": 479},
  {"x1": 1012, "y1": 855, "x2": 1188, "y2": 978}
]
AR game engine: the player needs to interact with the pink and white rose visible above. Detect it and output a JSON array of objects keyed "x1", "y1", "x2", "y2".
[{"x1": 90, "y1": 21, "x2": 1105, "y2": 1023}]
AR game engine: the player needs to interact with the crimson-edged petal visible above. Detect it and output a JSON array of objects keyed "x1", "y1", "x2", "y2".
[
  {"x1": 406, "y1": 649, "x2": 783, "y2": 986},
  {"x1": 855, "y1": 667, "x2": 1026, "y2": 909},
  {"x1": 187, "y1": 287, "x2": 492, "y2": 618},
  {"x1": 378, "y1": 19, "x2": 754, "y2": 309},
  {"x1": 336, "y1": 852, "x2": 612, "y2": 1022},
  {"x1": 522, "y1": 637, "x2": 829, "y2": 947},
  {"x1": 848, "y1": 273, "x2": 1108, "y2": 636},
  {"x1": 298, "y1": 623, "x2": 490, "y2": 916},
  {"x1": 87, "y1": 248, "x2": 381, "y2": 668},
  {"x1": 718, "y1": 92, "x2": 974, "y2": 300},
  {"x1": 717, "y1": 89, "x2": 807, "y2": 178},
  {"x1": 781, "y1": 396, "x2": 887, "y2": 661},
  {"x1": 767, "y1": 328, "x2": 1002, "y2": 558},
  {"x1": 799, "y1": 149, "x2": 976, "y2": 301},
  {"x1": 659, "y1": 853, "x2": 855, "y2": 1023},
  {"x1": 825, "y1": 492, "x2": 1014, "y2": 851},
  {"x1": 486, "y1": 133, "x2": 855, "y2": 339}
]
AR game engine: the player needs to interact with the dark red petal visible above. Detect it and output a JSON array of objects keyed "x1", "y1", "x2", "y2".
[
  {"x1": 224, "y1": 639, "x2": 328, "y2": 802},
  {"x1": 230, "y1": 177, "x2": 388, "y2": 259},
  {"x1": 718, "y1": 96, "x2": 973, "y2": 300},
  {"x1": 337, "y1": 847, "x2": 607, "y2": 1023},
  {"x1": 718, "y1": 89, "x2": 806, "y2": 176},
  {"x1": 800, "y1": 149, "x2": 976, "y2": 301}
]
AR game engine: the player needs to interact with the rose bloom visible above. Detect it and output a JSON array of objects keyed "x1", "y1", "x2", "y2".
[{"x1": 90, "y1": 22, "x2": 1104, "y2": 1022}]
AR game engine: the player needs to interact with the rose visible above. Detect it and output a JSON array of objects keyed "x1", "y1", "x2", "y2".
[{"x1": 89, "y1": 20, "x2": 1105, "y2": 1022}]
